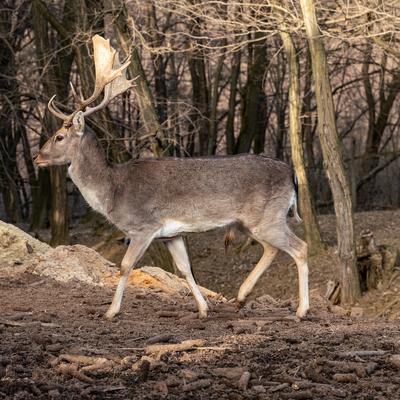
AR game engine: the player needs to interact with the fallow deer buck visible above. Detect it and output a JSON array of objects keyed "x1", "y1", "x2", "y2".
[{"x1": 35, "y1": 35, "x2": 309, "y2": 320}]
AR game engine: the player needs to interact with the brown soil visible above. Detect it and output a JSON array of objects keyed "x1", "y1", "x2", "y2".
[
  {"x1": 1, "y1": 273, "x2": 400, "y2": 399},
  {"x1": 1, "y1": 210, "x2": 400, "y2": 399}
]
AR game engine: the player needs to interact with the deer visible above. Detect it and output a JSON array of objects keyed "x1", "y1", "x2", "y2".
[{"x1": 35, "y1": 35, "x2": 309, "y2": 320}]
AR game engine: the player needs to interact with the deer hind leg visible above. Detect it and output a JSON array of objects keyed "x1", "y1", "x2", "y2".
[
  {"x1": 257, "y1": 224, "x2": 309, "y2": 318},
  {"x1": 166, "y1": 236, "x2": 209, "y2": 318},
  {"x1": 104, "y1": 234, "x2": 153, "y2": 320},
  {"x1": 237, "y1": 241, "x2": 278, "y2": 304}
]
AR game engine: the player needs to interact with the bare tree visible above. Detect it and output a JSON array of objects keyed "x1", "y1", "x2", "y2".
[
  {"x1": 278, "y1": 28, "x2": 323, "y2": 253},
  {"x1": 300, "y1": 0, "x2": 361, "y2": 303}
]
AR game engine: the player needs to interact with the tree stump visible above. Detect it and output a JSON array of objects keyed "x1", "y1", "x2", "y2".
[
  {"x1": 356, "y1": 229, "x2": 398, "y2": 292},
  {"x1": 326, "y1": 229, "x2": 398, "y2": 303}
]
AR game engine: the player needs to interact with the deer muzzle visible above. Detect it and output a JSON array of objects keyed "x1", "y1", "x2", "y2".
[{"x1": 34, "y1": 152, "x2": 49, "y2": 167}]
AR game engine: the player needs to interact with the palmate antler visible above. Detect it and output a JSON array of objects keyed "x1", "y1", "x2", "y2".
[{"x1": 48, "y1": 35, "x2": 135, "y2": 123}]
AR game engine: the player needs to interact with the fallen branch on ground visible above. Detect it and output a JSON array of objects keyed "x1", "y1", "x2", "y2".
[
  {"x1": 145, "y1": 339, "x2": 206, "y2": 356},
  {"x1": 56, "y1": 363, "x2": 94, "y2": 384},
  {"x1": 0, "y1": 320, "x2": 59, "y2": 328}
]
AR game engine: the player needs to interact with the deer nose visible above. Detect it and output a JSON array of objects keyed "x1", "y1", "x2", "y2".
[{"x1": 34, "y1": 153, "x2": 45, "y2": 166}]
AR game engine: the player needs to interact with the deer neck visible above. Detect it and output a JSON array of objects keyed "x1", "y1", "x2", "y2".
[{"x1": 68, "y1": 131, "x2": 113, "y2": 215}]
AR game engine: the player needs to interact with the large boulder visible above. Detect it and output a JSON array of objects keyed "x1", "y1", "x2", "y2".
[
  {"x1": 0, "y1": 220, "x2": 225, "y2": 300},
  {"x1": 0, "y1": 220, "x2": 50, "y2": 266},
  {"x1": 26, "y1": 244, "x2": 116, "y2": 286}
]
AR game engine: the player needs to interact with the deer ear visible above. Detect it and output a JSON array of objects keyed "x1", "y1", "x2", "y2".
[{"x1": 72, "y1": 111, "x2": 85, "y2": 136}]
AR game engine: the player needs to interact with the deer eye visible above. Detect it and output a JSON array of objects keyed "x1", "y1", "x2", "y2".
[{"x1": 55, "y1": 135, "x2": 64, "y2": 142}]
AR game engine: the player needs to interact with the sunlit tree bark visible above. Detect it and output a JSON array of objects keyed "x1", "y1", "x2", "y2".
[
  {"x1": 279, "y1": 30, "x2": 323, "y2": 253},
  {"x1": 300, "y1": 0, "x2": 361, "y2": 303}
]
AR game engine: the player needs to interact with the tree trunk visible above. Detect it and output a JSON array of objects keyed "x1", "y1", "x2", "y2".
[
  {"x1": 236, "y1": 35, "x2": 267, "y2": 154},
  {"x1": 359, "y1": 49, "x2": 400, "y2": 207},
  {"x1": 146, "y1": 3, "x2": 168, "y2": 126},
  {"x1": 279, "y1": 30, "x2": 323, "y2": 253},
  {"x1": 273, "y1": 48, "x2": 287, "y2": 160},
  {"x1": 0, "y1": 12, "x2": 23, "y2": 223},
  {"x1": 187, "y1": 46, "x2": 210, "y2": 156},
  {"x1": 32, "y1": 0, "x2": 78, "y2": 244},
  {"x1": 225, "y1": 50, "x2": 241, "y2": 155},
  {"x1": 301, "y1": 49, "x2": 317, "y2": 195},
  {"x1": 300, "y1": 0, "x2": 361, "y2": 303},
  {"x1": 208, "y1": 50, "x2": 225, "y2": 155},
  {"x1": 112, "y1": 0, "x2": 163, "y2": 156}
]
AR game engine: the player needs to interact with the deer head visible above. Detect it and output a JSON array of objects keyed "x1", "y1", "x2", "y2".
[{"x1": 35, "y1": 35, "x2": 135, "y2": 167}]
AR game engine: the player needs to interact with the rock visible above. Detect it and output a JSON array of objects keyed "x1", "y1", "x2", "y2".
[
  {"x1": 251, "y1": 385, "x2": 266, "y2": 393},
  {"x1": 179, "y1": 369, "x2": 199, "y2": 382},
  {"x1": 333, "y1": 373, "x2": 358, "y2": 383},
  {"x1": 164, "y1": 375, "x2": 180, "y2": 387},
  {"x1": 330, "y1": 305, "x2": 349, "y2": 316},
  {"x1": 182, "y1": 379, "x2": 211, "y2": 392},
  {"x1": 0, "y1": 222, "x2": 225, "y2": 302},
  {"x1": 26, "y1": 244, "x2": 116, "y2": 286},
  {"x1": 46, "y1": 343, "x2": 63, "y2": 353},
  {"x1": 389, "y1": 355, "x2": 400, "y2": 369},
  {"x1": 0, "y1": 220, "x2": 50, "y2": 266},
  {"x1": 238, "y1": 371, "x2": 251, "y2": 390},
  {"x1": 350, "y1": 307, "x2": 364, "y2": 318},
  {"x1": 47, "y1": 389, "x2": 60, "y2": 398},
  {"x1": 152, "y1": 381, "x2": 168, "y2": 397},
  {"x1": 212, "y1": 367, "x2": 245, "y2": 380}
]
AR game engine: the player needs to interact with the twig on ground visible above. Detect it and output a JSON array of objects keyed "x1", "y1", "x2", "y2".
[
  {"x1": 56, "y1": 363, "x2": 94, "y2": 384},
  {"x1": 182, "y1": 379, "x2": 211, "y2": 392},
  {"x1": 145, "y1": 339, "x2": 206, "y2": 356}
]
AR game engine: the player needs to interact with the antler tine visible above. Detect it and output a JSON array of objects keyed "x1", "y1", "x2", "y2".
[
  {"x1": 69, "y1": 82, "x2": 85, "y2": 107},
  {"x1": 48, "y1": 36, "x2": 133, "y2": 122},
  {"x1": 76, "y1": 35, "x2": 127, "y2": 112},
  {"x1": 48, "y1": 95, "x2": 72, "y2": 121},
  {"x1": 82, "y1": 49, "x2": 135, "y2": 118}
]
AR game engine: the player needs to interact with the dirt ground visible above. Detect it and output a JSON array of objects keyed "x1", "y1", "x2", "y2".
[
  {"x1": 2, "y1": 273, "x2": 400, "y2": 400},
  {"x1": 1, "y1": 210, "x2": 400, "y2": 399}
]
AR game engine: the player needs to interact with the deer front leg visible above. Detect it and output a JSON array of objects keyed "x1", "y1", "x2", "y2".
[
  {"x1": 166, "y1": 237, "x2": 209, "y2": 318},
  {"x1": 104, "y1": 234, "x2": 153, "y2": 320}
]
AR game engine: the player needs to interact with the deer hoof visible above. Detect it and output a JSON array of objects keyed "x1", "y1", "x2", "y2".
[
  {"x1": 198, "y1": 309, "x2": 208, "y2": 319},
  {"x1": 235, "y1": 298, "x2": 246, "y2": 308},
  {"x1": 296, "y1": 306, "x2": 309, "y2": 319},
  {"x1": 104, "y1": 310, "x2": 117, "y2": 320}
]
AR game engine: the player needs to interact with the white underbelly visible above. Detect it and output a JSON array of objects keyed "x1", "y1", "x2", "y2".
[{"x1": 155, "y1": 218, "x2": 234, "y2": 238}]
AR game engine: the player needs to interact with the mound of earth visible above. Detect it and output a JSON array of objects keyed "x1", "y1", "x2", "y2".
[
  {"x1": 0, "y1": 220, "x2": 223, "y2": 301},
  {"x1": 0, "y1": 220, "x2": 50, "y2": 265}
]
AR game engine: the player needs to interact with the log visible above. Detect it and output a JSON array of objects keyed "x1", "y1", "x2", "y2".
[
  {"x1": 182, "y1": 379, "x2": 211, "y2": 392},
  {"x1": 339, "y1": 350, "x2": 386, "y2": 358},
  {"x1": 145, "y1": 339, "x2": 206, "y2": 356},
  {"x1": 59, "y1": 354, "x2": 104, "y2": 366},
  {"x1": 281, "y1": 390, "x2": 313, "y2": 399},
  {"x1": 56, "y1": 363, "x2": 94, "y2": 384},
  {"x1": 147, "y1": 334, "x2": 174, "y2": 345},
  {"x1": 332, "y1": 373, "x2": 357, "y2": 383},
  {"x1": 268, "y1": 383, "x2": 290, "y2": 393},
  {"x1": 0, "y1": 320, "x2": 59, "y2": 328}
]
